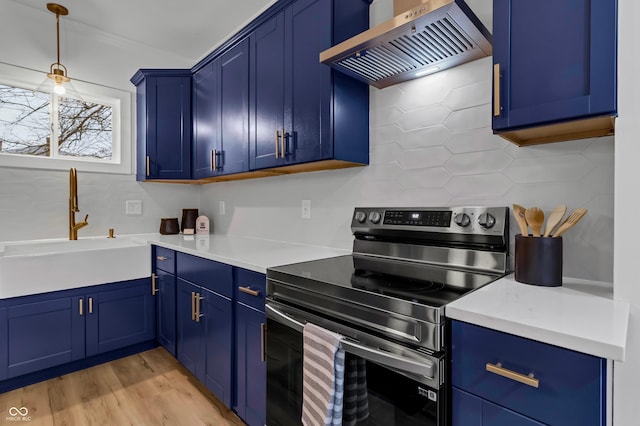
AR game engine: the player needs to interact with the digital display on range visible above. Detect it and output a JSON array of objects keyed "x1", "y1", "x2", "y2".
[{"x1": 383, "y1": 210, "x2": 452, "y2": 227}]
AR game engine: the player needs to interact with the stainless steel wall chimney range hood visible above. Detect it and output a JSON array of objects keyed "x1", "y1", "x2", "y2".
[{"x1": 320, "y1": 0, "x2": 492, "y2": 89}]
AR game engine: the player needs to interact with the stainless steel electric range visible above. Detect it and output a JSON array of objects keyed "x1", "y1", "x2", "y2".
[{"x1": 265, "y1": 206, "x2": 510, "y2": 426}]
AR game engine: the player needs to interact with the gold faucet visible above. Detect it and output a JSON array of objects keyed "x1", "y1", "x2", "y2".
[{"x1": 69, "y1": 168, "x2": 89, "y2": 240}]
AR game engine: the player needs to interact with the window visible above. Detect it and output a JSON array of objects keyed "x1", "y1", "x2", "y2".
[
  {"x1": 0, "y1": 84, "x2": 113, "y2": 159},
  {"x1": 0, "y1": 63, "x2": 131, "y2": 174}
]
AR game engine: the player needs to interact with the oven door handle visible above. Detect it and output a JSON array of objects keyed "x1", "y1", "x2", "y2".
[{"x1": 266, "y1": 304, "x2": 435, "y2": 379}]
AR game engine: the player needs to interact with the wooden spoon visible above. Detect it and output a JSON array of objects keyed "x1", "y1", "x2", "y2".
[
  {"x1": 525, "y1": 207, "x2": 544, "y2": 237},
  {"x1": 512, "y1": 204, "x2": 529, "y2": 236},
  {"x1": 553, "y1": 208, "x2": 588, "y2": 237},
  {"x1": 543, "y1": 204, "x2": 567, "y2": 237}
]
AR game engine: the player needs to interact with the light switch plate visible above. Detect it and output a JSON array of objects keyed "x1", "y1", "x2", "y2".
[{"x1": 126, "y1": 200, "x2": 142, "y2": 215}]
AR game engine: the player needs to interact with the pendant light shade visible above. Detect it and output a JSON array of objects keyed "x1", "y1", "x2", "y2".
[{"x1": 46, "y1": 3, "x2": 70, "y2": 95}]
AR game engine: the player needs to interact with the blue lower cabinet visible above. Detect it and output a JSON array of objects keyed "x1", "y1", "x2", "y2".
[
  {"x1": 453, "y1": 387, "x2": 544, "y2": 426},
  {"x1": 452, "y1": 320, "x2": 606, "y2": 426},
  {"x1": 235, "y1": 303, "x2": 266, "y2": 426},
  {"x1": 202, "y1": 287, "x2": 233, "y2": 406},
  {"x1": 155, "y1": 269, "x2": 177, "y2": 356},
  {"x1": 1, "y1": 278, "x2": 155, "y2": 383},
  {"x1": 6, "y1": 294, "x2": 85, "y2": 378},
  {"x1": 176, "y1": 278, "x2": 233, "y2": 407},
  {"x1": 85, "y1": 279, "x2": 156, "y2": 357}
]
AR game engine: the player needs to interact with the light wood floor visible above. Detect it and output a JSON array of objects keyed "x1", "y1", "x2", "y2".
[{"x1": 0, "y1": 347, "x2": 245, "y2": 426}]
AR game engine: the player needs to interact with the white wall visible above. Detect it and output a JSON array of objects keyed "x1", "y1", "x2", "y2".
[{"x1": 613, "y1": 0, "x2": 640, "y2": 423}]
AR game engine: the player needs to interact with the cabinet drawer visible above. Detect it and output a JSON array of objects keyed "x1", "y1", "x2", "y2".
[
  {"x1": 452, "y1": 321, "x2": 606, "y2": 426},
  {"x1": 154, "y1": 246, "x2": 176, "y2": 274},
  {"x1": 176, "y1": 252, "x2": 233, "y2": 298},
  {"x1": 235, "y1": 269, "x2": 265, "y2": 311}
]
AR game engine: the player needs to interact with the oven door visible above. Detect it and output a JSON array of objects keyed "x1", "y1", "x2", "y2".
[{"x1": 266, "y1": 302, "x2": 446, "y2": 426}]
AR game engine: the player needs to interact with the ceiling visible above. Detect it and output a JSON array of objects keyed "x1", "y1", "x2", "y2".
[{"x1": 8, "y1": 0, "x2": 277, "y2": 64}]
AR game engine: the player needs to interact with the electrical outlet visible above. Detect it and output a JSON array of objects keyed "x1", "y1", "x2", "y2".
[
  {"x1": 126, "y1": 200, "x2": 142, "y2": 215},
  {"x1": 219, "y1": 200, "x2": 226, "y2": 216},
  {"x1": 301, "y1": 200, "x2": 311, "y2": 219}
]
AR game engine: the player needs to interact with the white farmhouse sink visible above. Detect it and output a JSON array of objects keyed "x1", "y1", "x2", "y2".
[{"x1": 0, "y1": 237, "x2": 151, "y2": 299}]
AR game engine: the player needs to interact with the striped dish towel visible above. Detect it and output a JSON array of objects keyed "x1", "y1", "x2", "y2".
[{"x1": 301, "y1": 322, "x2": 345, "y2": 426}]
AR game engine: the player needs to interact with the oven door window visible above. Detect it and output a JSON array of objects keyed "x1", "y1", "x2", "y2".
[{"x1": 266, "y1": 320, "x2": 443, "y2": 426}]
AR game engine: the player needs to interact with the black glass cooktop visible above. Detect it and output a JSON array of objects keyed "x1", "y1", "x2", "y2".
[{"x1": 268, "y1": 254, "x2": 500, "y2": 308}]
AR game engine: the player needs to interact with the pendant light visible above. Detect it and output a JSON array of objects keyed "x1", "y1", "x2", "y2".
[{"x1": 46, "y1": 3, "x2": 70, "y2": 95}]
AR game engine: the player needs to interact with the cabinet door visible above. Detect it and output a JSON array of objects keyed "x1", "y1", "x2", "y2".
[
  {"x1": 284, "y1": 0, "x2": 332, "y2": 164},
  {"x1": 452, "y1": 387, "x2": 544, "y2": 426},
  {"x1": 219, "y1": 39, "x2": 250, "y2": 175},
  {"x1": 156, "y1": 270, "x2": 177, "y2": 356},
  {"x1": 202, "y1": 288, "x2": 233, "y2": 407},
  {"x1": 6, "y1": 295, "x2": 84, "y2": 378},
  {"x1": 192, "y1": 62, "x2": 219, "y2": 179},
  {"x1": 177, "y1": 279, "x2": 204, "y2": 381},
  {"x1": 236, "y1": 303, "x2": 266, "y2": 426},
  {"x1": 85, "y1": 279, "x2": 156, "y2": 357},
  {"x1": 492, "y1": 0, "x2": 616, "y2": 131},
  {"x1": 144, "y1": 76, "x2": 192, "y2": 180},
  {"x1": 250, "y1": 11, "x2": 286, "y2": 170}
]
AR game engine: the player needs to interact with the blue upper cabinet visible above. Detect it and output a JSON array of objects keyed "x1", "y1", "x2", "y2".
[
  {"x1": 193, "y1": 41, "x2": 250, "y2": 179},
  {"x1": 249, "y1": 0, "x2": 370, "y2": 171},
  {"x1": 192, "y1": 62, "x2": 219, "y2": 179},
  {"x1": 492, "y1": 0, "x2": 617, "y2": 146},
  {"x1": 131, "y1": 70, "x2": 192, "y2": 180}
]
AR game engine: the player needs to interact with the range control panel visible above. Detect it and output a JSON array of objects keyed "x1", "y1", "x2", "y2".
[{"x1": 351, "y1": 207, "x2": 509, "y2": 237}]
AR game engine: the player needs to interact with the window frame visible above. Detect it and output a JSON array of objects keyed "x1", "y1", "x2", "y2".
[{"x1": 0, "y1": 63, "x2": 132, "y2": 175}]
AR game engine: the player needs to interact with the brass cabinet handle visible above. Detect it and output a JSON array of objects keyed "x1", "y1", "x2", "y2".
[
  {"x1": 493, "y1": 63, "x2": 501, "y2": 117},
  {"x1": 238, "y1": 286, "x2": 260, "y2": 297},
  {"x1": 146, "y1": 156, "x2": 150, "y2": 177},
  {"x1": 191, "y1": 291, "x2": 196, "y2": 321},
  {"x1": 151, "y1": 273, "x2": 158, "y2": 296},
  {"x1": 261, "y1": 323, "x2": 267, "y2": 363},
  {"x1": 88, "y1": 297, "x2": 93, "y2": 314},
  {"x1": 156, "y1": 256, "x2": 168, "y2": 261},
  {"x1": 280, "y1": 127, "x2": 286, "y2": 157},
  {"x1": 275, "y1": 130, "x2": 280, "y2": 159},
  {"x1": 486, "y1": 362, "x2": 539, "y2": 388},
  {"x1": 195, "y1": 293, "x2": 203, "y2": 323},
  {"x1": 213, "y1": 150, "x2": 219, "y2": 171},
  {"x1": 79, "y1": 298, "x2": 83, "y2": 316}
]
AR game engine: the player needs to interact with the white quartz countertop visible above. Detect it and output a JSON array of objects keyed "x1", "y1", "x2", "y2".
[
  {"x1": 446, "y1": 274, "x2": 630, "y2": 362},
  {"x1": 145, "y1": 233, "x2": 349, "y2": 274}
]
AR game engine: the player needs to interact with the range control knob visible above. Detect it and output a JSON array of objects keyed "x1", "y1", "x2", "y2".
[
  {"x1": 368, "y1": 211, "x2": 382, "y2": 224},
  {"x1": 454, "y1": 213, "x2": 471, "y2": 227},
  {"x1": 354, "y1": 211, "x2": 367, "y2": 223},
  {"x1": 477, "y1": 213, "x2": 496, "y2": 229}
]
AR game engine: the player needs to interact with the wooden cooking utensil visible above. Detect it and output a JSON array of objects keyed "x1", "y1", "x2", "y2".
[
  {"x1": 512, "y1": 204, "x2": 529, "y2": 236},
  {"x1": 553, "y1": 208, "x2": 588, "y2": 237},
  {"x1": 525, "y1": 207, "x2": 544, "y2": 237},
  {"x1": 542, "y1": 204, "x2": 567, "y2": 237}
]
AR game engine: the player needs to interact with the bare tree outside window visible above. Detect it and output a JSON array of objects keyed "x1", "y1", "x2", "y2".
[{"x1": 0, "y1": 83, "x2": 113, "y2": 160}]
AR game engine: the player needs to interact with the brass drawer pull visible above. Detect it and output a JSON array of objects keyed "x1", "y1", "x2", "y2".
[
  {"x1": 493, "y1": 63, "x2": 501, "y2": 117},
  {"x1": 238, "y1": 286, "x2": 260, "y2": 297},
  {"x1": 486, "y1": 362, "x2": 539, "y2": 388},
  {"x1": 156, "y1": 256, "x2": 168, "y2": 261},
  {"x1": 88, "y1": 297, "x2": 93, "y2": 314},
  {"x1": 191, "y1": 291, "x2": 196, "y2": 321},
  {"x1": 151, "y1": 273, "x2": 158, "y2": 296},
  {"x1": 79, "y1": 298, "x2": 83, "y2": 316},
  {"x1": 195, "y1": 293, "x2": 204, "y2": 323},
  {"x1": 146, "y1": 156, "x2": 150, "y2": 177},
  {"x1": 275, "y1": 130, "x2": 281, "y2": 159},
  {"x1": 280, "y1": 127, "x2": 286, "y2": 157}
]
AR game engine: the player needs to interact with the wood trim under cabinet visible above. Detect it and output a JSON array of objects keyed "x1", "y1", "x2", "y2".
[{"x1": 496, "y1": 115, "x2": 615, "y2": 146}]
